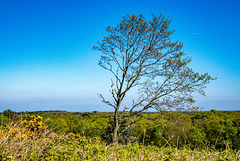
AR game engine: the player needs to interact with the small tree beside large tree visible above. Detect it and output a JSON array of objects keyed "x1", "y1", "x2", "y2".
[{"x1": 93, "y1": 14, "x2": 215, "y2": 144}]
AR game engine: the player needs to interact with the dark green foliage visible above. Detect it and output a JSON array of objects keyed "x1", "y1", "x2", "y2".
[
  {"x1": 3, "y1": 109, "x2": 240, "y2": 150},
  {"x1": 188, "y1": 127, "x2": 207, "y2": 148},
  {"x1": 101, "y1": 118, "x2": 139, "y2": 144},
  {"x1": 0, "y1": 114, "x2": 11, "y2": 127},
  {"x1": 3, "y1": 109, "x2": 16, "y2": 119}
]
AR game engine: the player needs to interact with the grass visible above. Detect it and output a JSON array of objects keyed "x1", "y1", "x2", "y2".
[{"x1": 0, "y1": 116, "x2": 239, "y2": 160}]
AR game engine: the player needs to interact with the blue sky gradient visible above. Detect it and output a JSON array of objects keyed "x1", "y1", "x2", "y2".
[{"x1": 0, "y1": 0, "x2": 239, "y2": 112}]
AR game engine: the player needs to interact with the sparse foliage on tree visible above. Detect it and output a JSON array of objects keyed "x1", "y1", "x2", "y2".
[{"x1": 93, "y1": 13, "x2": 215, "y2": 144}]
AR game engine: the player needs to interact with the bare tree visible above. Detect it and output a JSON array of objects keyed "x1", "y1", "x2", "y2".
[{"x1": 93, "y1": 14, "x2": 215, "y2": 144}]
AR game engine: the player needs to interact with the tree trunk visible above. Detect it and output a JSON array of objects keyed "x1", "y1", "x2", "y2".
[
  {"x1": 142, "y1": 128, "x2": 146, "y2": 146},
  {"x1": 113, "y1": 111, "x2": 119, "y2": 144}
]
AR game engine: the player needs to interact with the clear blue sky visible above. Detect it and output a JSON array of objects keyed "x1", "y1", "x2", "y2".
[{"x1": 0, "y1": 0, "x2": 239, "y2": 112}]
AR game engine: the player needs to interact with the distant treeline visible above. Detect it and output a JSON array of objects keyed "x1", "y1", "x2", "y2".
[{"x1": 1, "y1": 109, "x2": 240, "y2": 150}]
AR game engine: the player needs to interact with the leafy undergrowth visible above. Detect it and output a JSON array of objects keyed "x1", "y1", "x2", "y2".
[{"x1": 0, "y1": 116, "x2": 239, "y2": 161}]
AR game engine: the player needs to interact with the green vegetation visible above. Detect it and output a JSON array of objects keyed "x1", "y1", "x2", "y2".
[{"x1": 0, "y1": 109, "x2": 239, "y2": 160}]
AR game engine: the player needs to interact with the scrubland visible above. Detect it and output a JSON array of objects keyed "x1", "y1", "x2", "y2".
[{"x1": 0, "y1": 110, "x2": 239, "y2": 160}]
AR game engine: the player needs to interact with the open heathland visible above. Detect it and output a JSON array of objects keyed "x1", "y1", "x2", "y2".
[{"x1": 0, "y1": 110, "x2": 240, "y2": 160}]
